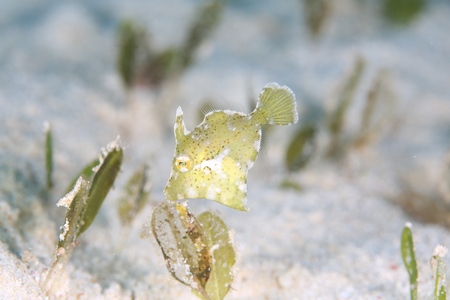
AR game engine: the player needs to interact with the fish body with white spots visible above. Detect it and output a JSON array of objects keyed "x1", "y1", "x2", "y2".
[{"x1": 164, "y1": 83, "x2": 298, "y2": 211}]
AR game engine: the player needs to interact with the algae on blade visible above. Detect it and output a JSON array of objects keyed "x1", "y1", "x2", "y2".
[
  {"x1": 401, "y1": 223, "x2": 418, "y2": 300},
  {"x1": 285, "y1": 123, "x2": 316, "y2": 172},
  {"x1": 151, "y1": 202, "x2": 212, "y2": 299},
  {"x1": 44, "y1": 121, "x2": 53, "y2": 189},
  {"x1": 327, "y1": 56, "x2": 365, "y2": 157},
  {"x1": 78, "y1": 140, "x2": 123, "y2": 234},
  {"x1": 117, "y1": 20, "x2": 148, "y2": 89},
  {"x1": 118, "y1": 162, "x2": 151, "y2": 226},
  {"x1": 180, "y1": 1, "x2": 223, "y2": 69},
  {"x1": 431, "y1": 245, "x2": 448, "y2": 300},
  {"x1": 302, "y1": 0, "x2": 332, "y2": 38},
  {"x1": 383, "y1": 0, "x2": 426, "y2": 25},
  {"x1": 41, "y1": 139, "x2": 124, "y2": 297},
  {"x1": 197, "y1": 211, "x2": 236, "y2": 300},
  {"x1": 65, "y1": 158, "x2": 100, "y2": 194},
  {"x1": 41, "y1": 177, "x2": 89, "y2": 296},
  {"x1": 353, "y1": 69, "x2": 396, "y2": 149}
]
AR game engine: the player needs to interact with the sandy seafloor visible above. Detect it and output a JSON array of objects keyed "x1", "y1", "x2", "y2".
[{"x1": 1, "y1": 0, "x2": 450, "y2": 299}]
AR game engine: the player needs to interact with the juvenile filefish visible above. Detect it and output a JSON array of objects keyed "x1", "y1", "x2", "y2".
[{"x1": 164, "y1": 82, "x2": 298, "y2": 211}]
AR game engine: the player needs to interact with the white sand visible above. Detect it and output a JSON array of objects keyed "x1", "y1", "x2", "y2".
[{"x1": 1, "y1": 0, "x2": 450, "y2": 299}]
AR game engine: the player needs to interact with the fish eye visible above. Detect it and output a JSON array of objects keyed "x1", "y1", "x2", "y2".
[{"x1": 175, "y1": 154, "x2": 193, "y2": 172}]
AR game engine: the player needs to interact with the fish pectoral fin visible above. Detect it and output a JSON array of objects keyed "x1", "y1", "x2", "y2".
[{"x1": 257, "y1": 82, "x2": 299, "y2": 125}]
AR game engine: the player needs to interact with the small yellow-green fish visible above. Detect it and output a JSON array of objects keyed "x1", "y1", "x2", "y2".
[{"x1": 164, "y1": 82, "x2": 298, "y2": 211}]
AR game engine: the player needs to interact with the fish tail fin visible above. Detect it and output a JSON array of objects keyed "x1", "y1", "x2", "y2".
[{"x1": 256, "y1": 82, "x2": 298, "y2": 125}]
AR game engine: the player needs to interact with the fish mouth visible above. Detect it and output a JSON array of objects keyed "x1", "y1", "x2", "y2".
[{"x1": 163, "y1": 184, "x2": 179, "y2": 201}]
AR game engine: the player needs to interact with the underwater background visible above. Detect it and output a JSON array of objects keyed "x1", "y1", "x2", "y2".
[{"x1": 1, "y1": 0, "x2": 450, "y2": 299}]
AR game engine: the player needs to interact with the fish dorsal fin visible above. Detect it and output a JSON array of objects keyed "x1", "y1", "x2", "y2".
[
  {"x1": 197, "y1": 98, "x2": 246, "y2": 122},
  {"x1": 257, "y1": 82, "x2": 299, "y2": 125},
  {"x1": 199, "y1": 99, "x2": 220, "y2": 116},
  {"x1": 175, "y1": 107, "x2": 189, "y2": 140}
]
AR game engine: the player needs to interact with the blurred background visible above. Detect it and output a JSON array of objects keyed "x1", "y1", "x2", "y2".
[
  {"x1": 1, "y1": 0, "x2": 450, "y2": 298},
  {"x1": 1, "y1": 0, "x2": 449, "y2": 220}
]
